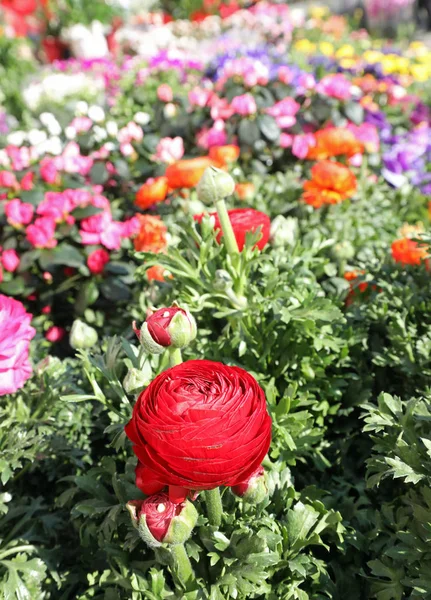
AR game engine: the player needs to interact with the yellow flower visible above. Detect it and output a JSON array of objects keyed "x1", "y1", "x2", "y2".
[
  {"x1": 319, "y1": 41, "x2": 334, "y2": 56},
  {"x1": 335, "y1": 44, "x2": 355, "y2": 58},
  {"x1": 310, "y1": 5, "x2": 329, "y2": 19},
  {"x1": 339, "y1": 57, "x2": 357, "y2": 69},
  {"x1": 295, "y1": 39, "x2": 316, "y2": 53},
  {"x1": 363, "y1": 50, "x2": 382, "y2": 63},
  {"x1": 410, "y1": 64, "x2": 430, "y2": 81}
]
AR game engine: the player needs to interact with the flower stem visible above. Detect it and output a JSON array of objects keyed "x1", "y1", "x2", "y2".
[
  {"x1": 215, "y1": 198, "x2": 239, "y2": 257},
  {"x1": 170, "y1": 543, "x2": 194, "y2": 589},
  {"x1": 204, "y1": 488, "x2": 223, "y2": 527},
  {"x1": 169, "y1": 348, "x2": 183, "y2": 367}
]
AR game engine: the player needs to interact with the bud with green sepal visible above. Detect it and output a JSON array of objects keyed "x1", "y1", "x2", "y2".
[
  {"x1": 270, "y1": 215, "x2": 298, "y2": 248},
  {"x1": 231, "y1": 465, "x2": 267, "y2": 504},
  {"x1": 69, "y1": 319, "x2": 98, "y2": 350},
  {"x1": 197, "y1": 166, "x2": 235, "y2": 205},
  {"x1": 134, "y1": 304, "x2": 197, "y2": 356},
  {"x1": 123, "y1": 367, "x2": 150, "y2": 394}
]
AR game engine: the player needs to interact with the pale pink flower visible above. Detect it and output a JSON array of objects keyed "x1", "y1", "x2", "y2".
[
  {"x1": 266, "y1": 97, "x2": 300, "y2": 129},
  {"x1": 155, "y1": 137, "x2": 185, "y2": 164},
  {"x1": 230, "y1": 94, "x2": 257, "y2": 116},
  {"x1": 1, "y1": 249, "x2": 20, "y2": 272},
  {"x1": 188, "y1": 87, "x2": 213, "y2": 108},
  {"x1": 157, "y1": 84, "x2": 174, "y2": 102},
  {"x1": 280, "y1": 133, "x2": 293, "y2": 148},
  {"x1": 70, "y1": 116, "x2": 93, "y2": 134},
  {"x1": 120, "y1": 142, "x2": 135, "y2": 157},
  {"x1": 0, "y1": 294, "x2": 36, "y2": 396},
  {"x1": 291, "y1": 133, "x2": 316, "y2": 159},
  {"x1": 278, "y1": 66, "x2": 294, "y2": 85},
  {"x1": 5, "y1": 199, "x2": 34, "y2": 227},
  {"x1": 210, "y1": 96, "x2": 235, "y2": 121},
  {"x1": 346, "y1": 122, "x2": 380, "y2": 153},
  {"x1": 80, "y1": 212, "x2": 123, "y2": 250},
  {"x1": 26, "y1": 217, "x2": 57, "y2": 249}
]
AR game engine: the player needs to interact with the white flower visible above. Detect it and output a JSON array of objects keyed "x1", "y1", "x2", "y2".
[
  {"x1": 47, "y1": 119, "x2": 62, "y2": 136},
  {"x1": 134, "y1": 111, "x2": 151, "y2": 126},
  {"x1": 88, "y1": 105, "x2": 105, "y2": 123},
  {"x1": 0, "y1": 150, "x2": 10, "y2": 167},
  {"x1": 40, "y1": 112, "x2": 57, "y2": 126},
  {"x1": 104, "y1": 141, "x2": 115, "y2": 152},
  {"x1": 65, "y1": 126, "x2": 77, "y2": 140},
  {"x1": 93, "y1": 126, "x2": 108, "y2": 142},
  {"x1": 106, "y1": 120, "x2": 118, "y2": 137},
  {"x1": 7, "y1": 131, "x2": 26, "y2": 146},
  {"x1": 164, "y1": 103, "x2": 177, "y2": 118},
  {"x1": 76, "y1": 100, "x2": 89, "y2": 115},
  {"x1": 44, "y1": 136, "x2": 62, "y2": 155},
  {"x1": 28, "y1": 129, "x2": 48, "y2": 146}
]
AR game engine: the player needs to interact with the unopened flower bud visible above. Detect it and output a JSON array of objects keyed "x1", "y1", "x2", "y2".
[
  {"x1": 231, "y1": 466, "x2": 267, "y2": 504},
  {"x1": 135, "y1": 306, "x2": 197, "y2": 354},
  {"x1": 69, "y1": 319, "x2": 98, "y2": 350},
  {"x1": 270, "y1": 215, "x2": 298, "y2": 248},
  {"x1": 213, "y1": 269, "x2": 233, "y2": 292},
  {"x1": 197, "y1": 166, "x2": 235, "y2": 205},
  {"x1": 331, "y1": 240, "x2": 355, "y2": 261},
  {"x1": 127, "y1": 493, "x2": 198, "y2": 548},
  {"x1": 123, "y1": 368, "x2": 150, "y2": 393}
]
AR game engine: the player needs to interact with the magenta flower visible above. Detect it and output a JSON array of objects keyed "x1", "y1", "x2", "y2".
[
  {"x1": 316, "y1": 74, "x2": 352, "y2": 100},
  {"x1": 0, "y1": 294, "x2": 36, "y2": 396},
  {"x1": 40, "y1": 158, "x2": 60, "y2": 184},
  {"x1": 26, "y1": 217, "x2": 57, "y2": 249},
  {"x1": 1, "y1": 249, "x2": 20, "y2": 272},
  {"x1": 230, "y1": 93, "x2": 257, "y2": 116},
  {"x1": 5, "y1": 199, "x2": 34, "y2": 227},
  {"x1": 266, "y1": 97, "x2": 300, "y2": 129}
]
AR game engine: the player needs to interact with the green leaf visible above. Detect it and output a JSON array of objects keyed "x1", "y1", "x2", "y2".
[
  {"x1": 257, "y1": 114, "x2": 280, "y2": 142},
  {"x1": 89, "y1": 162, "x2": 109, "y2": 185},
  {"x1": 39, "y1": 243, "x2": 85, "y2": 269},
  {"x1": 286, "y1": 502, "x2": 319, "y2": 550},
  {"x1": 238, "y1": 119, "x2": 260, "y2": 147},
  {"x1": 72, "y1": 205, "x2": 104, "y2": 220}
]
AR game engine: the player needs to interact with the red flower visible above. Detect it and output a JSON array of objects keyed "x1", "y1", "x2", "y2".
[
  {"x1": 195, "y1": 208, "x2": 270, "y2": 251},
  {"x1": 125, "y1": 360, "x2": 272, "y2": 503},
  {"x1": 391, "y1": 238, "x2": 429, "y2": 266},
  {"x1": 87, "y1": 249, "x2": 110, "y2": 274}
]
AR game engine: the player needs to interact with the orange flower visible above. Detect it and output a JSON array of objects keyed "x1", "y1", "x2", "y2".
[
  {"x1": 344, "y1": 270, "x2": 368, "y2": 293},
  {"x1": 306, "y1": 128, "x2": 364, "y2": 160},
  {"x1": 235, "y1": 182, "x2": 255, "y2": 200},
  {"x1": 135, "y1": 176, "x2": 169, "y2": 210},
  {"x1": 165, "y1": 156, "x2": 213, "y2": 189},
  {"x1": 146, "y1": 264, "x2": 167, "y2": 282},
  {"x1": 209, "y1": 144, "x2": 240, "y2": 166},
  {"x1": 391, "y1": 238, "x2": 429, "y2": 266},
  {"x1": 302, "y1": 160, "x2": 357, "y2": 208},
  {"x1": 134, "y1": 215, "x2": 167, "y2": 253}
]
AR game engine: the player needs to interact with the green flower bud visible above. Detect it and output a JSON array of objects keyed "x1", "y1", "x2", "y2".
[
  {"x1": 197, "y1": 166, "x2": 235, "y2": 205},
  {"x1": 123, "y1": 368, "x2": 150, "y2": 393},
  {"x1": 69, "y1": 319, "x2": 98, "y2": 350},
  {"x1": 331, "y1": 240, "x2": 355, "y2": 261},
  {"x1": 127, "y1": 493, "x2": 198, "y2": 548},
  {"x1": 213, "y1": 269, "x2": 233, "y2": 292}
]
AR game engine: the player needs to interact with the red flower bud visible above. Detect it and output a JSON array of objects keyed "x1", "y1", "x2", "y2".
[
  {"x1": 127, "y1": 492, "x2": 198, "y2": 547},
  {"x1": 135, "y1": 305, "x2": 197, "y2": 354}
]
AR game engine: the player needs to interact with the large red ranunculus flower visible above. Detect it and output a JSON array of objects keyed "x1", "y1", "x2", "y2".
[
  {"x1": 195, "y1": 208, "x2": 270, "y2": 251},
  {"x1": 125, "y1": 359, "x2": 272, "y2": 503}
]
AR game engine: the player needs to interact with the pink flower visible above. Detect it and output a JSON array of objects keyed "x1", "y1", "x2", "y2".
[
  {"x1": 210, "y1": 96, "x2": 235, "y2": 121},
  {"x1": 280, "y1": 133, "x2": 293, "y2": 148},
  {"x1": 188, "y1": 87, "x2": 213, "y2": 108},
  {"x1": 346, "y1": 122, "x2": 380, "y2": 153},
  {"x1": 316, "y1": 74, "x2": 352, "y2": 100},
  {"x1": 70, "y1": 116, "x2": 93, "y2": 134},
  {"x1": 1, "y1": 249, "x2": 20, "y2": 272},
  {"x1": 45, "y1": 326, "x2": 66, "y2": 342},
  {"x1": 120, "y1": 142, "x2": 135, "y2": 157},
  {"x1": 0, "y1": 171, "x2": 18, "y2": 189},
  {"x1": 155, "y1": 137, "x2": 185, "y2": 164},
  {"x1": 20, "y1": 172, "x2": 34, "y2": 191},
  {"x1": 297, "y1": 73, "x2": 316, "y2": 93},
  {"x1": 5, "y1": 199, "x2": 34, "y2": 227},
  {"x1": 118, "y1": 122, "x2": 144, "y2": 144},
  {"x1": 278, "y1": 66, "x2": 294, "y2": 85},
  {"x1": 230, "y1": 94, "x2": 257, "y2": 116},
  {"x1": 80, "y1": 212, "x2": 123, "y2": 250},
  {"x1": 266, "y1": 97, "x2": 300, "y2": 129},
  {"x1": 120, "y1": 216, "x2": 141, "y2": 238},
  {"x1": 206, "y1": 120, "x2": 227, "y2": 147},
  {"x1": 87, "y1": 248, "x2": 110, "y2": 274},
  {"x1": 40, "y1": 158, "x2": 59, "y2": 184},
  {"x1": 291, "y1": 133, "x2": 316, "y2": 159},
  {"x1": 26, "y1": 217, "x2": 57, "y2": 249},
  {"x1": 37, "y1": 191, "x2": 74, "y2": 222},
  {"x1": 0, "y1": 294, "x2": 36, "y2": 396},
  {"x1": 157, "y1": 84, "x2": 174, "y2": 102}
]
